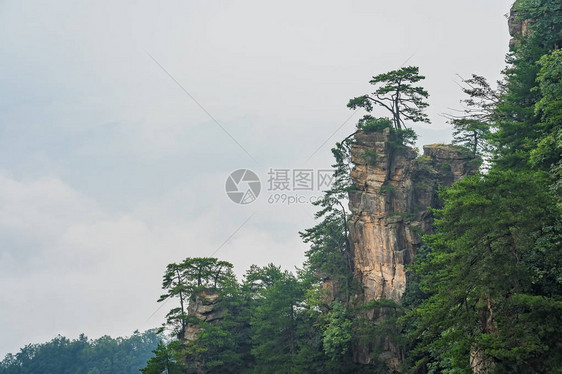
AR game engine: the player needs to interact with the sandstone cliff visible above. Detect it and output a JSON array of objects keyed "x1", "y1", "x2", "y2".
[
  {"x1": 348, "y1": 129, "x2": 479, "y2": 368},
  {"x1": 183, "y1": 290, "x2": 223, "y2": 342}
]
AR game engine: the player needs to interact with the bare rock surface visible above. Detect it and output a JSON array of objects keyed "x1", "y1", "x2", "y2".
[
  {"x1": 348, "y1": 130, "x2": 479, "y2": 367},
  {"x1": 183, "y1": 290, "x2": 223, "y2": 343}
]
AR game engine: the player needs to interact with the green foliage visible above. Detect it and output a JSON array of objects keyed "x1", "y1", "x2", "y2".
[
  {"x1": 247, "y1": 266, "x2": 304, "y2": 373},
  {"x1": 531, "y1": 49, "x2": 562, "y2": 204},
  {"x1": 323, "y1": 301, "x2": 352, "y2": 360},
  {"x1": 392, "y1": 128, "x2": 418, "y2": 148},
  {"x1": 535, "y1": 49, "x2": 562, "y2": 116},
  {"x1": 151, "y1": 258, "x2": 360, "y2": 374},
  {"x1": 445, "y1": 74, "x2": 496, "y2": 158},
  {"x1": 185, "y1": 321, "x2": 243, "y2": 373},
  {"x1": 492, "y1": 56, "x2": 542, "y2": 169},
  {"x1": 141, "y1": 341, "x2": 185, "y2": 374},
  {"x1": 452, "y1": 119, "x2": 491, "y2": 157},
  {"x1": 361, "y1": 149, "x2": 377, "y2": 165},
  {"x1": 513, "y1": 0, "x2": 562, "y2": 51},
  {"x1": 492, "y1": 0, "x2": 561, "y2": 169},
  {"x1": 349, "y1": 68, "x2": 424, "y2": 149},
  {"x1": 151, "y1": 257, "x2": 248, "y2": 373},
  {"x1": 158, "y1": 258, "x2": 236, "y2": 335},
  {"x1": 379, "y1": 184, "x2": 395, "y2": 193},
  {"x1": 300, "y1": 207, "x2": 353, "y2": 303},
  {"x1": 357, "y1": 115, "x2": 393, "y2": 132},
  {"x1": 357, "y1": 115, "x2": 418, "y2": 148},
  {"x1": 348, "y1": 66, "x2": 430, "y2": 130},
  {"x1": 405, "y1": 170, "x2": 562, "y2": 372},
  {"x1": 0, "y1": 330, "x2": 161, "y2": 374},
  {"x1": 300, "y1": 134, "x2": 356, "y2": 306}
]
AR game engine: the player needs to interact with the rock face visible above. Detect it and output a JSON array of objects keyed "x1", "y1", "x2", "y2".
[
  {"x1": 508, "y1": 5, "x2": 529, "y2": 48},
  {"x1": 183, "y1": 290, "x2": 223, "y2": 342},
  {"x1": 348, "y1": 129, "x2": 479, "y2": 368},
  {"x1": 180, "y1": 290, "x2": 224, "y2": 374}
]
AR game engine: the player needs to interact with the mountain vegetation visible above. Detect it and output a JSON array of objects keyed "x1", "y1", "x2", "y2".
[{"x1": 0, "y1": 330, "x2": 160, "y2": 374}]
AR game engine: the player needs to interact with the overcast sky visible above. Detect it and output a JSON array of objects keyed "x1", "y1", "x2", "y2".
[{"x1": 0, "y1": 0, "x2": 513, "y2": 357}]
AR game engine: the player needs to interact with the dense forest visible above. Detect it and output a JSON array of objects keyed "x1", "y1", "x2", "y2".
[
  {"x1": 0, "y1": 331, "x2": 160, "y2": 374},
  {"x1": 1, "y1": 0, "x2": 560, "y2": 373}
]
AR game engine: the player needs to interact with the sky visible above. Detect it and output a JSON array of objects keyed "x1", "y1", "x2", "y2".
[{"x1": 0, "y1": 0, "x2": 513, "y2": 357}]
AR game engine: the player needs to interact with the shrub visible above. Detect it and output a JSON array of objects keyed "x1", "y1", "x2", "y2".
[
  {"x1": 361, "y1": 150, "x2": 378, "y2": 165},
  {"x1": 379, "y1": 185, "x2": 395, "y2": 193},
  {"x1": 357, "y1": 115, "x2": 393, "y2": 132}
]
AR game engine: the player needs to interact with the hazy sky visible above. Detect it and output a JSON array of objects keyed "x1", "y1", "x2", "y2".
[{"x1": 0, "y1": 0, "x2": 513, "y2": 357}]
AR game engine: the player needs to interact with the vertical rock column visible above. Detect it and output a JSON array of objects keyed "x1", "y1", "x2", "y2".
[{"x1": 348, "y1": 129, "x2": 479, "y2": 368}]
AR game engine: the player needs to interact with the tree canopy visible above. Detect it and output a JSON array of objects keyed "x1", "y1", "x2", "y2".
[
  {"x1": 347, "y1": 66, "x2": 430, "y2": 130},
  {"x1": 0, "y1": 331, "x2": 161, "y2": 374},
  {"x1": 158, "y1": 257, "x2": 236, "y2": 335}
]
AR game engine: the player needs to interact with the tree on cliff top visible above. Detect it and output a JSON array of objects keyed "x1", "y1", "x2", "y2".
[
  {"x1": 157, "y1": 257, "x2": 236, "y2": 335},
  {"x1": 347, "y1": 66, "x2": 430, "y2": 130},
  {"x1": 446, "y1": 74, "x2": 497, "y2": 157}
]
